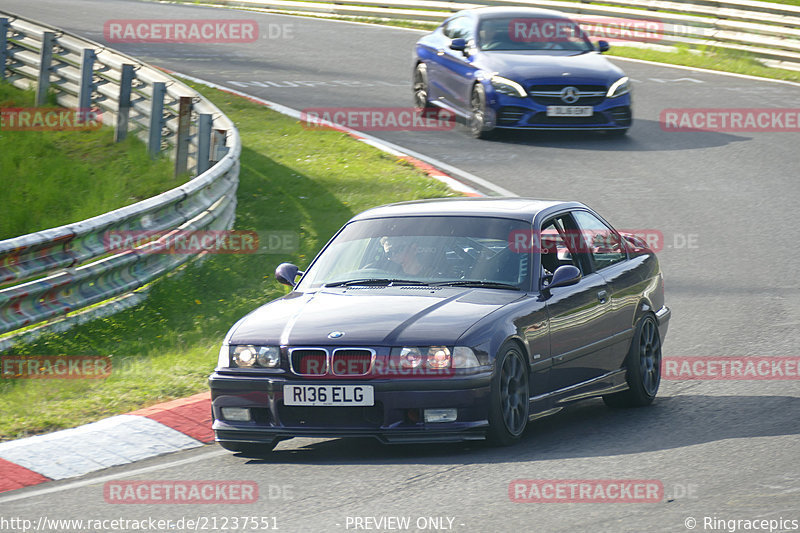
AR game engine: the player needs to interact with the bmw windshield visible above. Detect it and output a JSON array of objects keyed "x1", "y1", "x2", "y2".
[
  {"x1": 296, "y1": 216, "x2": 532, "y2": 291},
  {"x1": 477, "y1": 16, "x2": 594, "y2": 53}
]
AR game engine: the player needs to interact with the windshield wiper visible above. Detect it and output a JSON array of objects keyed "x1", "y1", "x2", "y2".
[
  {"x1": 432, "y1": 280, "x2": 521, "y2": 290},
  {"x1": 325, "y1": 278, "x2": 429, "y2": 287}
]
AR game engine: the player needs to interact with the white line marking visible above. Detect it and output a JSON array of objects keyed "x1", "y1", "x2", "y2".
[
  {"x1": 608, "y1": 56, "x2": 800, "y2": 87},
  {"x1": 0, "y1": 448, "x2": 228, "y2": 504}
]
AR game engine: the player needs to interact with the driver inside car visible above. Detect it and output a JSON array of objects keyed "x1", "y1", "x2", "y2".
[
  {"x1": 380, "y1": 236, "x2": 429, "y2": 276},
  {"x1": 480, "y1": 23, "x2": 511, "y2": 51}
]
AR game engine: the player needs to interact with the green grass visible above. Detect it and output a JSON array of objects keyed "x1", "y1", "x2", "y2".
[
  {"x1": 607, "y1": 44, "x2": 800, "y2": 83},
  {"x1": 591, "y1": 0, "x2": 800, "y2": 7},
  {"x1": 726, "y1": 0, "x2": 799, "y2": 4},
  {"x1": 0, "y1": 83, "x2": 185, "y2": 240},
  {"x1": 0, "y1": 80, "x2": 457, "y2": 441}
]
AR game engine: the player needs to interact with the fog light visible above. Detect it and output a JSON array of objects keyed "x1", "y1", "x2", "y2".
[
  {"x1": 424, "y1": 408, "x2": 457, "y2": 423},
  {"x1": 221, "y1": 407, "x2": 251, "y2": 422}
]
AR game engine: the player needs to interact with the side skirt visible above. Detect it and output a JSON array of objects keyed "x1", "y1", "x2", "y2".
[{"x1": 527, "y1": 369, "x2": 629, "y2": 419}]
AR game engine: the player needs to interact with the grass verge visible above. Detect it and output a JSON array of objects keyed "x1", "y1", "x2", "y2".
[
  {"x1": 0, "y1": 83, "x2": 184, "y2": 240},
  {"x1": 0, "y1": 80, "x2": 457, "y2": 441}
]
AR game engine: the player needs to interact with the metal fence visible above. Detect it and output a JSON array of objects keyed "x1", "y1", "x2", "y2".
[
  {"x1": 0, "y1": 11, "x2": 241, "y2": 345},
  {"x1": 191, "y1": 0, "x2": 800, "y2": 70}
]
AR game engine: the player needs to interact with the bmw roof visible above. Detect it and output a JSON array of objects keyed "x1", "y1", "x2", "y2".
[{"x1": 351, "y1": 197, "x2": 585, "y2": 222}]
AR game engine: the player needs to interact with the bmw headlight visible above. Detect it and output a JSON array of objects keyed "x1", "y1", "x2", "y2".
[
  {"x1": 391, "y1": 346, "x2": 481, "y2": 370},
  {"x1": 427, "y1": 346, "x2": 451, "y2": 369},
  {"x1": 398, "y1": 346, "x2": 424, "y2": 369},
  {"x1": 222, "y1": 345, "x2": 282, "y2": 368},
  {"x1": 490, "y1": 76, "x2": 527, "y2": 98},
  {"x1": 607, "y1": 76, "x2": 630, "y2": 98}
]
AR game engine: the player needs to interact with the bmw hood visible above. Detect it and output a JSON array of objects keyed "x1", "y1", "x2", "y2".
[
  {"x1": 228, "y1": 287, "x2": 523, "y2": 346},
  {"x1": 476, "y1": 51, "x2": 625, "y2": 86}
]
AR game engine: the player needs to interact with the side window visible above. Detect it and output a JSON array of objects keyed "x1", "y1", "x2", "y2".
[
  {"x1": 442, "y1": 18, "x2": 456, "y2": 38},
  {"x1": 539, "y1": 216, "x2": 585, "y2": 278},
  {"x1": 571, "y1": 210, "x2": 627, "y2": 271},
  {"x1": 443, "y1": 17, "x2": 472, "y2": 40}
]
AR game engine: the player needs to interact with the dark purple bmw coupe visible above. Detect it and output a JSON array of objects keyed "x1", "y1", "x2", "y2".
[{"x1": 210, "y1": 198, "x2": 669, "y2": 454}]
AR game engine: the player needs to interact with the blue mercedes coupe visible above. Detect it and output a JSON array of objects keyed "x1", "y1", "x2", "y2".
[
  {"x1": 413, "y1": 7, "x2": 632, "y2": 138},
  {"x1": 210, "y1": 198, "x2": 669, "y2": 454}
]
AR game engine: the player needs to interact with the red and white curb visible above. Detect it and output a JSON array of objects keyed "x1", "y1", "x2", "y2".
[{"x1": 0, "y1": 392, "x2": 212, "y2": 493}]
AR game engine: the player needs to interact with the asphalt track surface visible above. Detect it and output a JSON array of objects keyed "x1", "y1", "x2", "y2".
[{"x1": 1, "y1": 1, "x2": 799, "y2": 532}]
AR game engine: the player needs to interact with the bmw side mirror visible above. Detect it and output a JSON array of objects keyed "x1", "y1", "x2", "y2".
[
  {"x1": 597, "y1": 40, "x2": 610, "y2": 53},
  {"x1": 545, "y1": 265, "x2": 582, "y2": 291},
  {"x1": 275, "y1": 262, "x2": 302, "y2": 287},
  {"x1": 449, "y1": 38, "x2": 467, "y2": 52}
]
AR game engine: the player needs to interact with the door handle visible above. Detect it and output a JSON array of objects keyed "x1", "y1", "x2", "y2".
[
  {"x1": 436, "y1": 48, "x2": 445, "y2": 56},
  {"x1": 597, "y1": 290, "x2": 608, "y2": 303}
]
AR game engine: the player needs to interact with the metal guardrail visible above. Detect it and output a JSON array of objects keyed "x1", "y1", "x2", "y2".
[
  {"x1": 0, "y1": 11, "x2": 241, "y2": 343},
  {"x1": 193, "y1": 0, "x2": 800, "y2": 69}
]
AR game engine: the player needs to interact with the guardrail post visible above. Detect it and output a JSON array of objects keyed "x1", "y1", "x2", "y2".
[
  {"x1": 0, "y1": 18, "x2": 9, "y2": 81},
  {"x1": 148, "y1": 81, "x2": 166, "y2": 158},
  {"x1": 197, "y1": 113, "x2": 213, "y2": 174},
  {"x1": 36, "y1": 31, "x2": 55, "y2": 106},
  {"x1": 210, "y1": 129, "x2": 229, "y2": 165},
  {"x1": 174, "y1": 96, "x2": 192, "y2": 176},
  {"x1": 78, "y1": 48, "x2": 96, "y2": 122},
  {"x1": 115, "y1": 64, "x2": 134, "y2": 142}
]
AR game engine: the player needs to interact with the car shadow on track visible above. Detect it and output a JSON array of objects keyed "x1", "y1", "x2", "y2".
[
  {"x1": 473, "y1": 119, "x2": 750, "y2": 152},
  {"x1": 234, "y1": 394, "x2": 800, "y2": 465}
]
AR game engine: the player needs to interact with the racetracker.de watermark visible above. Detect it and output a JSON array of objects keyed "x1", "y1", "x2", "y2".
[
  {"x1": 289, "y1": 352, "x2": 458, "y2": 379},
  {"x1": 103, "y1": 481, "x2": 270, "y2": 504},
  {"x1": 662, "y1": 357, "x2": 800, "y2": 380},
  {"x1": 508, "y1": 17, "x2": 664, "y2": 43},
  {"x1": 103, "y1": 19, "x2": 268, "y2": 43},
  {"x1": 574, "y1": 16, "x2": 664, "y2": 43},
  {"x1": 0, "y1": 516, "x2": 279, "y2": 532},
  {"x1": 300, "y1": 107, "x2": 456, "y2": 132},
  {"x1": 660, "y1": 108, "x2": 800, "y2": 132},
  {"x1": 103, "y1": 230, "x2": 298, "y2": 255},
  {"x1": 1, "y1": 356, "x2": 111, "y2": 379},
  {"x1": 508, "y1": 229, "x2": 664, "y2": 253},
  {"x1": 0, "y1": 108, "x2": 102, "y2": 131},
  {"x1": 509, "y1": 479, "x2": 663, "y2": 503}
]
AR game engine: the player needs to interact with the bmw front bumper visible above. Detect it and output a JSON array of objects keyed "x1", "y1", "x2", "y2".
[{"x1": 209, "y1": 371, "x2": 493, "y2": 444}]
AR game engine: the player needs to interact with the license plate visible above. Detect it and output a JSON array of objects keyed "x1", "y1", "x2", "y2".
[
  {"x1": 546, "y1": 106, "x2": 593, "y2": 117},
  {"x1": 283, "y1": 384, "x2": 374, "y2": 406}
]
